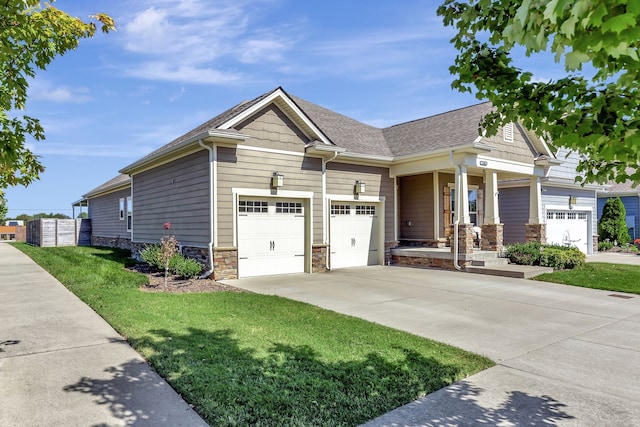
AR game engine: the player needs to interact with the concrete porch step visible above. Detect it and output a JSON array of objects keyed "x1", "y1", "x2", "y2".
[
  {"x1": 471, "y1": 257, "x2": 510, "y2": 267},
  {"x1": 465, "y1": 264, "x2": 554, "y2": 279}
]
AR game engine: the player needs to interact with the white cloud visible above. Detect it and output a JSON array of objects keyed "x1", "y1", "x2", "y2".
[
  {"x1": 125, "y1": 62, "x2": 243, "y2": 85},
  {"x1": 30, "y1": 80, "x2": 92, "y2": 103},
  {"x1": 30, "y1": 143, "x2": 153, "y2": 158}
]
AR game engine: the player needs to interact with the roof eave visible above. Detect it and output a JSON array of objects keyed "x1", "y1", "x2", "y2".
[{"x1": 119, "y1": 129, "x2": 249, "y2": 175}]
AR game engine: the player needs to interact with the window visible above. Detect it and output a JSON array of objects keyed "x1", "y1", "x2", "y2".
[
  {"x1": 126, "y1": 196, "x2": 132, "y2": 231},
  {"x1": 556, "y1": 212, "x2": 566, "y2": 220},
  {"x1": 451, "y1": 188, "x2": 478, "y2": 225},
  {"x1": 331, "y1": 204, "x2": 350, "y2": 215},
  {"x1": 276, "y1": 202, "x2": 302, "y2": 214},
  {"x1": 119, "y1": 198, "x2": 125, "y2": 220},
  {"x1": 578, "y1": 212, "x2": 587, "y2": 220},
  {"x1": 239, "y1": 200, "x2": 268, "y2": 213},
  {"x1": 355, "y1": 205, "x2": 375, "y2": 215},
  {"x1": 567, "y1": 212, "x2": 576, "y2": 220},
  {"x1": 503, "y1": 123, "x2": 514, "y2": 142},
  {"x1": 547, "y1": 211, "x2": 554, "y2": 220}
]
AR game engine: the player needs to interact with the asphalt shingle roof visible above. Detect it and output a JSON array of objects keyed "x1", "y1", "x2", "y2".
[{"x1": 83, "y1": 174, "x2": 130, "y2": 198}]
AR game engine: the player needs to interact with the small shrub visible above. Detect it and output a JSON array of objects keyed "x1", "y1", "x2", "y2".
[
  {"x1": 598, "y1": 240, "x2": 614, "y2": 252},
  {"x1": 599, "y1": 197, "x2": 630, "y2": 245},
  {"x1": 171, "y1": 255, "x2": 203, "y2": 279},
  {"x1": 139, "y1": 244, "x2": 163, "y2": 270},
  {"x1": 539, "y1": 246, "x2": 585, "y2": 269},
  {"x1": 504, "y1": 241, "x2": 541, "y2": 265}
]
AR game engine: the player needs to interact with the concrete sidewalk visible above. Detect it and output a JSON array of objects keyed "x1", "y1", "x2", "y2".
[
  {"x1": 0, "y1": 243, "x2": 207, "y2": 426},
  {"x1": 223, "y1": 265, "x2": 640, "y2": 426}
]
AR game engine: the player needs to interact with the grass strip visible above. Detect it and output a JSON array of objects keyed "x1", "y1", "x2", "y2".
[
  {"x1": 14, "y1": 244, "x2": 493, "y2": 426},
  {"x1": 534, "y1": 262, "x2": 640, "y2": 294}
]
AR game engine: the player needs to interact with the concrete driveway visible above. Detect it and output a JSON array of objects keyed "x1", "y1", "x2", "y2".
[{"x1": 222, "y1": 266, "x2": 640, "y2": 426}]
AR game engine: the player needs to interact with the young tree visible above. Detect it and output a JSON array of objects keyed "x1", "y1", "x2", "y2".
[
  {"x1": 438, "y1": 1, "x2": 640, "y2": 185},
  {"x1": 1, "y1": 1, "x2": 115, "y2": 191},
  {"x1": 599, "y1": 197, "x2": 630, "y2": 245},
  {"x1": 0, "y1": 195, "x2": 7, "y2": 225}
]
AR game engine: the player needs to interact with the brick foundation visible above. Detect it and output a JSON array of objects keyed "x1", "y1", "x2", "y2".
[
  {"x1": 481, "y1": 224, "x2": 504, "y2": 252},
  {"x1": 212, "y1": 247, "x2": 238, "y2": 280},
  {"x1": 525, "y1": 223, "x2": 546, "y2": 244}
]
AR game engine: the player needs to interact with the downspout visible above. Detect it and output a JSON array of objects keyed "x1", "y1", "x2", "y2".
[
  {"x1": 449, "y1": 151, "x2": 462, "y2": 271},
  {"x1": 323, "y1": 150, "x2": 340, "y2": 270},
  {"x1": 198, "y1": 139, "x2": 215, "y2": 278}
]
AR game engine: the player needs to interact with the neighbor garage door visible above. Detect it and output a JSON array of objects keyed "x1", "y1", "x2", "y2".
[
  {"x1": 237, "y1": 198, "x2": 305, "y2": 277},
  {"x1": 545, "y1": 210, "x2": 589, "y2": 254},
  {"x1": 330, "y1": 202, "x2": 380, "y2": 269}
]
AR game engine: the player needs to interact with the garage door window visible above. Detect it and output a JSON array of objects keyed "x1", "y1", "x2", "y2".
[
  {"x1": 276, "y1": 202, "x2": 302, "y2": 214},
  {"x1": 356, "y1": 205, "x2": 375, "y2": 215},
  {"x1": 239, "y1": 200, "x2": 268, "y2": 213},
  {"x1": 578, "y1": 212, "x2": 587, "y2": 220},
  {"x1": 331, "y1": 204, "x2": 351, "y2": 215}
]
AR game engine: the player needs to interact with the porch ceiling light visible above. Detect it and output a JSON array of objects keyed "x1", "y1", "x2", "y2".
[{"x1": 355, "y1": 180, "x2": 366, "y2": 194}]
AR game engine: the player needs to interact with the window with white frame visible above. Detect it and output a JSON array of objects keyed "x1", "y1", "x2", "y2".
[
  {"x1": 355, "y1": 205, "x2": 375, "y2": 215},
  {"x1": 119, "y1": 198, "x2": 125, "y2": 220},
  {"x1": 126, "y1": 196, "x2": 133, "y2": 231},
  {"x1": 503, "y1": 122, "x2": 514, "y2": 142},
  {"x1": 450, "y1": 187, "x2": 478, "y2": 225},
  {"x1": 331, "y1": 204, "x2": 350, "y2": 215}
]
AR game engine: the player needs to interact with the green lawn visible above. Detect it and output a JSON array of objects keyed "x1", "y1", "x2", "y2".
[
  {"x1": 14, "y1": 244, "x2": 492, "y2": 426},
  {"x1": 534, "y1": 262, "x2": 640, "y2": 294}
]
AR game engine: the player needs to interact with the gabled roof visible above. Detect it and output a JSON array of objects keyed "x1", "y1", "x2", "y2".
[
  {"x1": 599, "y1": 168, "x2": 640, "y2": 194},
  {"x1": 83, "y1": 174, "x2": 130, "y2": 198},
  {"x1": 383, "y1": 102, "x2": 493, "y2": 157}
]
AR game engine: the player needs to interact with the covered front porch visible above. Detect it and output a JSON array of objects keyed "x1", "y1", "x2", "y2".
[{"x1": 390, "y1": 147, "x2": 554, "y2": 271}]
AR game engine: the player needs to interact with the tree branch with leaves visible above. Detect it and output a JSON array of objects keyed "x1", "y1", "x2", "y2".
[
  {"x1": 438, "y1": 0, "x2": 640, "y2": 185},
  {"x1": 0, "y1": 0, "x2": 115, "y2": 191}
]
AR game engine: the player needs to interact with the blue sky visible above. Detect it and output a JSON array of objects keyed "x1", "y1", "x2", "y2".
[{"x1": 5, "y1": 0, "x2": 564, "y2": 219}]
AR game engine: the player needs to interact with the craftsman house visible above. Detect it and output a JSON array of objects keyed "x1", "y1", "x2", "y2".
[{"x1": 79, "y1": 87, "x2": 584, "y2": 279}]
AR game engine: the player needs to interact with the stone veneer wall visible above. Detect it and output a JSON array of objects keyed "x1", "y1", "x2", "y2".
[
  {"x1": 450, "y1": 224, "x2": 474, "y2": 255},
  {"x1": 92, "y1": 235, "x2": 132, "y2": 250},
  {"x1": 312, "y1": 244, "x2": 328, "y2": 273},
  {"x1": 385, "y1": 241, "x2": 399, "y2": 265},
  {"x1": 392, "y1": 255, "x2": 471, "y2": 270},
  {"x1": 481, "y1": 224, "x2": 504, "y2": 252},
  {"x1": 525, "y1": 223, "x2": 546, "y2": 244},
  {"x1": 212, "y1": 247, "x2": 238, "y2": 280}
]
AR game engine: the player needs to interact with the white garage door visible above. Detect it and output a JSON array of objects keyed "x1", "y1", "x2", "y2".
[
  {"x1": 330, "y1": 203, "x2": 380, "y2": 269},
  {"x1": 545, "y1": 210, "x2": 589, "y2": 254},
  {"x1": 237, "y1": 198, "x2": 305, "y2": 277}
]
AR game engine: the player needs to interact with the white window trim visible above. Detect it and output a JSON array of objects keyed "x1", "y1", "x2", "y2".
[{"x1": 126, "y1": 196, "x2": 132, "y2": 232}]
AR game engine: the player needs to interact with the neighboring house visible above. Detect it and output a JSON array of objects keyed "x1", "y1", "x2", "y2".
[
  {"x1": 499, "y1": 147, "x2": 601, "y2": 254},
  {"x1": 597, "y1": 174, "x2": 640, "y2": 242},
  {"x1": 78, "y1": 87, "x2": 566, "y2": 279}
]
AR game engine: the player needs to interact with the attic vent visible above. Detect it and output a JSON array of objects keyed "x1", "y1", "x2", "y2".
[{"x1": 503, "y1": 123, "x2": 514, "y2": 142}]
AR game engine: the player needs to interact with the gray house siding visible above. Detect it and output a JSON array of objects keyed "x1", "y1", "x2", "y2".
[
  {"x1": 327, "y1": 162, "x2": 395, "y2": 242},
  {"x1": 234, "y1": 104, "x2": 308, "y2": 152},
  {"x1": 399, "y1": 173, "x2": 434, "y2": 239},
  {"x1": 88, "y1": 188, "x2": 131, "y2": 239},
  {"x1": 498, "y1": 186, "x2": 529, "y2": 244},
  {"x1": 217, "y1": 146, "x2": 323, "y2": 246},
  {"x1": 548, "y1": 147, "x2": 581, "y2": 181},
  {"x1": 133, "y1": 151, "x2": 210, "y2": 247},
  {"x1": 483, "y1": 125, "x2": 537, "y2": 165}
]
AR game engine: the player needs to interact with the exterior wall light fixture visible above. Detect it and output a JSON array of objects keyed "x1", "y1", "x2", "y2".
[
  {"x1": 355, "y1": 180, "x2": 366, "y2": 194},
  {"x1": 272, "y1": 172, "x2": 284, "y2": 188}
]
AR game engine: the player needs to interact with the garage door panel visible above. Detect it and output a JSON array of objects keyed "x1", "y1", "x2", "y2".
[
  {"x1": 546, "y1": 210, "x2": 588, "y2": 254},
  {"x1": 330, "y1": 203, "x2": 380, "y2": 269},
  {"x1": 238, "y1": 198, "x2": 305, "y2": 278}
]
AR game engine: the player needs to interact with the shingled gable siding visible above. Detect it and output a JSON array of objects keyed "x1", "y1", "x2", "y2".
[
  {"x1": 326, "y1": 162, "x2": 395, "y2": 242},
  {"x1": 216, "y1": 102, "x2": 325, "y2": 246},
  {"x1": 132, "y1": 151, "x2": 210, "y2": 247},
  {"x1": 88, "y1": 187, "x2": 131, "y2": 240},
  {"x1": 482, "y1": 125, "x2": 537, "y2": 164},
  {"x1": 399, "y1": 173, "x2": 434, "y2": 240}
]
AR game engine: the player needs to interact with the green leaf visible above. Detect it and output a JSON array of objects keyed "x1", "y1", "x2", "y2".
[{"x1": 565, "y1": 50, "x2": 590, "y2": 69}]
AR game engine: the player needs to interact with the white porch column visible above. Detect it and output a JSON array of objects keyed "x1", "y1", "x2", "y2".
[
  {"x1": 484, "y1": 170, "x2": 500, "y2": 224},
  {"x1": 528, "y1": 176, "x2": 542, "y2": 224},
  {"x1": 433, "y1": 172, "x2": 440, "y2": 239},
  {"x1": 455, "y1": 165, "x2": 470, "y2": 223}
]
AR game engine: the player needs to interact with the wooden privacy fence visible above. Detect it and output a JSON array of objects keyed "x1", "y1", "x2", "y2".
[{"x1": 26, "y1": 219, "x2": 91, "y2": 247}]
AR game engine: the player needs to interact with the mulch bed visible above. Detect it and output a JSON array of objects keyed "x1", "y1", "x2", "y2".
[{"x1": 128, "y1": 263, "x2": 246, "y2": 294}]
